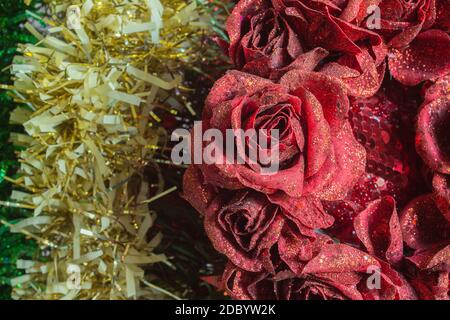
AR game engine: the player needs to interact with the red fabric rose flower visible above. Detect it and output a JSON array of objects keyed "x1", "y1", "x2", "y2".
[
  {"x1": 183, "y1": 166, "x2": 334, "y2": 272},
  {"x1": 197, "y1": 70, "x2": 366, "y2": 200},
  {"x1": 223, "y1": 243, "x2": 416, "y2": 300},
  {"x1": 205, "y1": 190, "x2": 286, "y2": 272},
  {"x1": 376, "y1": 0, "x2": 438, "y2": 48},
  {"x1": 225, "y1": 0, "x2": 387, "y2": 97},
  {"x1": 180, "y1": 0, "x2": 450, "y2": 301},
  {"x1": 225, "y1": 0, "x2": 329, "y2": 74}
]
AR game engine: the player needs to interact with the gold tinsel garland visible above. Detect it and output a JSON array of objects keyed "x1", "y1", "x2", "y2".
[{"x1": 1, "y1": 0, "x2": 210, "y2": 299}]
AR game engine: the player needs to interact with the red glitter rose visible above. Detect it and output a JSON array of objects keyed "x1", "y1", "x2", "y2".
[
  {"x1": 183, "y1": 166, "x2": 334, "y2": 272},
  {"x1": 205, "y1": 190, "x2": 285, "y2": 272},
  {"x1": 223, "y1": 243, "x2": 417, "y2": 300},
  {"x1": 225, "y1": 0, "x2": 387, "y2": 97},
  {"x1": 379, "y1": 0, "x2": 450, "y2": 85},
  {"x1": 196, "y1": 70, "x2": 366, "y2": 200},
  {"x1": 376, "y1": 0, "x2": 438, "y2": 48}
]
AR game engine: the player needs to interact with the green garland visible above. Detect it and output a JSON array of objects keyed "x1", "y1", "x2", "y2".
[{"x1": 0, "y1": 0, "x2": 42, "y2": 300}]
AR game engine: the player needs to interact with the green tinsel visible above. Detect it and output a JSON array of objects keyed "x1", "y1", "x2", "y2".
[{"x1": 0, "y1": 0, "x2": 42, "y2": 300}]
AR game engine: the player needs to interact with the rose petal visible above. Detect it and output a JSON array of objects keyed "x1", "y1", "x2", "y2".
[
  {"x1": 235, "y1": 155, "x2": 306, "y2": 197},
  {"x1": 316, "y1": 122, "x2": 366, "y2": 201},
  {"x1": 200, "y1": 163, "x2": 243, "y2": 190},
  {"x1": 278, "y1": 223, "x2": 313, "y2": 274},
  {"x1": 320, "y1": 62, "x2": 361, "y2": 79},
  {"x1": 341, "y1": 52, "x2": 386, "y2": 98},
  {"x1": 416, "y1": 96, "x2": 450, "y2": 175},
  {"x1": 388, "y1": 21, "x2": 425, "y2": 49},
  {"x1": 302, "y1": 148, "x2": 337, "y2": 197},
  {"x1": 426, "y1": 244, "x2": 450, "y2": 270},
  {"x1": 433, "y1": 173, "x2": 450, "y2": 221},
  {"x1": 354, "y1": 196, "x2": 404, "y2": 264},
  {"x1": 302, "y1": 5, "x2": 363, "y2": 54},
  {"x1": 302, "y1": 244, "x2": 380, "y2": 275},
  {"x1": 204, "y1": 70, "x2": 275, "y2": 123},
  {"x1": 268, "y1": 48, "x2": 330, "y2": 80},
  {"x1": 423, "y1": 75, "x2": 450, "y2": 104},
  {"x1": 321, "y1": 50, "x2": 386, "y2": 98},
  {"x1": 436, "y1": 0, "x2": 450, "y2": 31},
  {"x1": 295, "y1": 87, "x2": 333, "y2": 178},
  {"x1": 306, "y1": 273, "x2": 364, "y2": 300},
  {"x1": 204, "y1": 191, "x2": 285, "y2": 272},
  {"x1": 269, "y1": 193, "x2": 335, "y2": 230},
  {"x1": 280, "y1": 71, "x2": 350, "y2": 127},
  {"x1": 389, "y1": 29, "x2": 450, "y2": 86},
  {"x1": 400, "y1": 194, "x2": 450, "y2": 250},
  {"x1": 410, "y1": 270, "x2": 449, "y2": 300},
  {"x1": 339, "y1": 0, "x2": 369, "y2": 23},
  {"x1": 360, "y1": 260, "x2": 417, "y2": 300},
  {"x1": 407, "y1": 243, "x2": 450, "y2": 271},
  {"x1": 182, "y1": 165, "x2": 217, "y2": 215},
  {"x1": 223, "y1": 263, "x2": 254, "y2": 300},
  {"x1": 280, "y1": 70, "x2": 334, "y2": 178}
]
